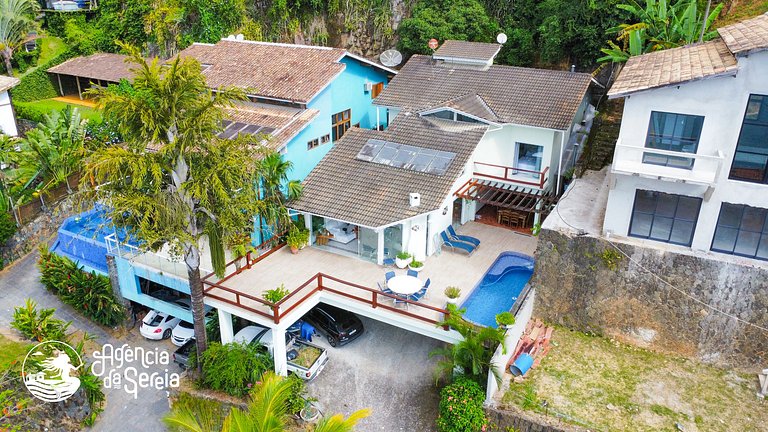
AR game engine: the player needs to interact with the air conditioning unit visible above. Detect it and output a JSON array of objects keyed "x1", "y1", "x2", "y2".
[{"x1": 363, "y1": 82, "x2": 373, "y2": 92}]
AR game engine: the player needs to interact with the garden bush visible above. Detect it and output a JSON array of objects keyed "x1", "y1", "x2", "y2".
[
  {"x1": 37, "y1": 245, "x2": 125, "y2": 327},
  {"x1": 11, "y1": 299, "x2": 71, "y2": 342},
  {"x1": 198, "y1": 342, "x2": 274, "y2": 397},
  {"x1": 0, "y1": 212, "x2": 15, "y2": 245},
  {"x1": 436, "y1": 377, "x2": 487, "y2": 432},
  {"x1": 13, "y1": 101, "x2": 49, "y2": 123}
]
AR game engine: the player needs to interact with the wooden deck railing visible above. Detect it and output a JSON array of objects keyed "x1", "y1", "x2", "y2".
[
  {"x1": 201, "y1": 230, "x2": 288, "y2": 284},
  {"x1": 203, "y1": 271, "x2": 452, "y2": 330},
  {"x1": 474, "y1": 162, "x2": 549, "y2": 189}
]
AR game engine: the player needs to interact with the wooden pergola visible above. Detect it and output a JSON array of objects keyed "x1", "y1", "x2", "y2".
[{"x1": 454, "y1": 178, "x2": 559, "y2": 218}]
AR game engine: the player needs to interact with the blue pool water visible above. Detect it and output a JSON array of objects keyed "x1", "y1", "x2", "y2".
[
  {"x1": 51, "y1": 207, "x2": 137, "y2": 273},
  {"x1": 460, "y1": 252, "x2": 535, "y2": 327}
]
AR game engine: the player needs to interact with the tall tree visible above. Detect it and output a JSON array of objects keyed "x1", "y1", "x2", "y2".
[
  {"x1": 0, "y1": 0, "x2": 36, "y2": 76},
  {"x1": 256, "y1": 153, "x2": 302, "y2": 240},
  {"x1": 164, "y1": 371, "x2": 371, "y2": 432},
  {"x1": 82, "y1": 44, "x2": 260, "y2": 369}
]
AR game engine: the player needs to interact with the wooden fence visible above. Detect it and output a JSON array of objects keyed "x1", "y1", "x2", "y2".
[{"x1": 9, "y1": 173, "x2": 81, "y2": 225}]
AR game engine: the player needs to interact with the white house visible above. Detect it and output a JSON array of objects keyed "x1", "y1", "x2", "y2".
[
  {"x1": 0, "y1": 75, "x2": 20, "y2": 137},
  {"x1": 603, "y1": 13, "x2": 768, "y2": 261},
  {"x1": 291, "y1": 41, "x2": 594, "y2": 263}
]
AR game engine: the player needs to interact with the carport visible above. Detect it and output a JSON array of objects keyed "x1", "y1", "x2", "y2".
[{"x1": 47, "y1": 53, "x2": 133, "y2": 100}]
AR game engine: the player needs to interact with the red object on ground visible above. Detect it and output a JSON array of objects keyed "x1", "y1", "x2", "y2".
[{"x1": 428, "y1": 38, "x2": 439, "y2": 50}]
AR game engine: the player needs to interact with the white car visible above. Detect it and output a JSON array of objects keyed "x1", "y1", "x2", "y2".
[
  {"x1": 139, "y1": 299, "x2": 190, "y2": 340},
  {"x1": 171, "y1": 309, "x2": 214, "y2": 346},
  {"x1": 232, "y1": 325, "x2": 329, "y2": 380}
]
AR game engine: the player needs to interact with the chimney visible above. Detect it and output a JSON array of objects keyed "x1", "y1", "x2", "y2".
[{"x1": 409, "y1": 193, "x2": 421, "y2": 207}]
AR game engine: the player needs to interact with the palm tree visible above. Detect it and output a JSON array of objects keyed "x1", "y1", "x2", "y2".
[
  {"x1": 256, "y1": 152, "x2": 302, "y2": 240},
  {"x1": 82, "y1": 43, "x2": 260, "y2": 371},
  {"x1": 0, "y1": 0, "x2": 37, "y2": 76},
  {"x1": 164, "y1": 372, "x2": 370, "y2": 432},
  {"x1": 430, "y1": 304, "x2": 507, "y2": 384},
  {"x1": 598, "y1": 0, "x2": 724, "y2": 63}
]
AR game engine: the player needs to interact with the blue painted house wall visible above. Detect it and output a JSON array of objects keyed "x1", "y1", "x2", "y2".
[
  {"x1": 284, "y1": 56, "x2": 391, "y2": 181},
  {"x1": 115, "y1": 256, "x2": 194, "y2": 323}
]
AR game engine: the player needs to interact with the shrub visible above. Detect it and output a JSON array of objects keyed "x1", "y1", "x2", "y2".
[
  {"x1": 396, "y1": 251, "x2": 411, "y2": 260},
  {"x1": 199, "y1": 342, "x2": 274, "y2": 397},
  {"x1": 13, "y1": 101, "x2": 48, "y2": 123},
  {"x1": 11, "y1": 299, "x2": 71, "y2": 342},
  {"x1": 436, "y1": 377, "x2": 487, "y2": 432},
  {"x1": 0, "y1": 212, "x2": 15, "y2": 245},
  {"x1": 37, "y1": 245, "x2": 125, "y2": 327},
  {"x1": 263, "y1": 283, "x2": 290, "y2": 303},
  {"x1": 285, "y1": 373, "x2": 308, "y2": 415}
]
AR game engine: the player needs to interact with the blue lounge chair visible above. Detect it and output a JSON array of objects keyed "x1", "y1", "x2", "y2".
[
  {"x1": 440, "y1": 231, "x2": 476, "y2": 255},
  {"x1": 407, "y1": 269, "x2": 418, "y2": 277},
  {"x1": 385, "y1": 271, "x2": 396, "y2": 281},
  {"x1": 447, "y1": 225, "x2": 481, "y2": 247},
  {"x1": 383, "y1": 257, "x2": 396, "y2": 267}
]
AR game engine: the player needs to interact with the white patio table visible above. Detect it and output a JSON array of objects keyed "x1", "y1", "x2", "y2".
[{"x1": 387, "y1": 275, "x2": 423, "y2": 296}]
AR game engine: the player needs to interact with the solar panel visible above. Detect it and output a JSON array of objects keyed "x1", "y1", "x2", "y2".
[
  {"x1": 218, "y1": 121, "x2": 275, "y2": 140},
  {"x1": 356, "y1": 139, "x2": 456, "y2": 176},
  {"x1": 241, "y1": 124, "x2": 262, "y2": 135}
]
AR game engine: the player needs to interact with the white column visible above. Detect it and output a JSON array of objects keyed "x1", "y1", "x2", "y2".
[
  {"x1": 218, "y1": 309, "x2": 234, "y2": 344},
  {"x1": 304, "y1": 213, "x2": 313, "y2": 244},
  {"x1": 272, "y1": 327, "x2": 288, "y2": 376},
  {"x1": 376, "y1": 107, "x2": 380, "y2": 130},
  {"x1": 376, "y1": 228, "x2": 384, "y2": 265}
]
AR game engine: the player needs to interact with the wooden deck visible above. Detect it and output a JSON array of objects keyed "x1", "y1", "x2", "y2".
[{"x1": 204, "y1": 222, "x2": 538, "y2": 325}]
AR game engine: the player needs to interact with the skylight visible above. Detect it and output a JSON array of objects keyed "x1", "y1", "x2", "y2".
[
  {"x1": 218, "y1": 120, "x2": 275, "y2": 139},
  {"x1": 356, "y1": 139, "x2": 456, "y2": 176}
]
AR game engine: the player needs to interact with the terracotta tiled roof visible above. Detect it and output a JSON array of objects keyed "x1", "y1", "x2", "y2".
[
  {"x1": 433, "y1": 40, "x2": 501, "y2": 63},
  {"x1": 0, "y1": 75, "x2": 20, "y2": 92},
  {"x1": 374, "y1": 55, "x2": 592, "y2": 130},
  {"x1": 718, "y1": 13, "x2": 768, "y2": 56},
  {"x1": 48, "y1": 53, "x2": 133, "y2": 83},
  {"x1": 291, "y1": 115, "x2": 487, "y2": 227},
  {"x1": 178, "y1": 40, "x2": 347, "y2": 103},
  {"x1": 608, "y1": 39, "x2": 739, "y2": 98},
  {"x1": 439, "y1": 93, "x2": 499, "y2": 122}
]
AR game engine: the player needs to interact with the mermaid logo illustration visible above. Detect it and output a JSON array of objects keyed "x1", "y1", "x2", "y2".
[{"x1": 22, "y1": 341, "x2": 83, "y2": 403}]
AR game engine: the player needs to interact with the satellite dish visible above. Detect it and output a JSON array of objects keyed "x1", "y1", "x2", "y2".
[
  {"x1": 236, "y1": 34, "x2": 244, "y2": 41},
  {"x1": 497, "y1": 33, "x2": 508, "y2": 44},
  {"x1": 379, "y1": 49, "x2": 403, "y2": 67}
]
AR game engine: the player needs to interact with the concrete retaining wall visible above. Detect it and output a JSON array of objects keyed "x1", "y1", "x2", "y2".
[{"x1": 532, "y1": 228, "x2": 768, "y2": 366}]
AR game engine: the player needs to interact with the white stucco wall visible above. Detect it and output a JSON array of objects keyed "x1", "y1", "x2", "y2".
[
  {"x1": 604, "y1": 51, "x2": 768, "y2": 253},
  {"x1": 0, "y1": 91, "x2": 18, "y2": 136}
]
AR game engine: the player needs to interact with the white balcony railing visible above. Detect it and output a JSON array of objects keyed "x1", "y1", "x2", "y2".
[
  {"x1": 105, "y1": 233, "x2": 212, "y2": 280},
  {"x1": 612, "y1": 140, "x2": 724, "y2": 186}
]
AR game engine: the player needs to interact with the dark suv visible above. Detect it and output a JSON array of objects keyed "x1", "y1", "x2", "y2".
[{"x1": 303, "y1": 304, "x2": 364, "y2": 347}]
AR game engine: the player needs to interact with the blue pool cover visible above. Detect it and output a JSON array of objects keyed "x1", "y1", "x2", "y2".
[{"x1": 460, "y1": 252, "x2": 535, "y2": 327}]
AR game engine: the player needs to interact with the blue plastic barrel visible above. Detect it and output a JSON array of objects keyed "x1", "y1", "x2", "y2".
[{"x1": 509, "y1": 353, "x2": 534, "y2": 376}]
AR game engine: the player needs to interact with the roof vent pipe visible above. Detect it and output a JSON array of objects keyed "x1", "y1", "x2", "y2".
[
  {"x1": 409, "y1": 193, "x2": 421, "y2": 207},
  {"x1": 570, "y1": 65, "x2": 576, "y2": 72}
]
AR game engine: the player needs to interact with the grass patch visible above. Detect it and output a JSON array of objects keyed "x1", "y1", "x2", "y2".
[
  {"x1": 15, "y1": 98, "x2": 101, "y2": 121},
  {"x1": 715, "y1": 0, "x2": 768, "y2": 27},
  {"x1": 38, "y1": 37, "x2": 67, "y2": 65},
  {"x1": 502, "y1": 327, "x2": 768, "y2": 432},
  {"x1": 0, "y1": 334, "x2": 31, "y2": 370}
]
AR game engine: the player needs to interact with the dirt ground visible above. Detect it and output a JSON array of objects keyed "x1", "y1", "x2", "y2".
[{"x1": 502, "y1": 327, "x2": 768, "y2": 432}]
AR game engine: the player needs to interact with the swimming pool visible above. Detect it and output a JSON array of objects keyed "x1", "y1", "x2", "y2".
[
  {"x1": 51, "y1": 206, "x2": 137, "y2": 273},
  {"x1": 460, "y1": 252, "x2": 535, "y2": 327}
]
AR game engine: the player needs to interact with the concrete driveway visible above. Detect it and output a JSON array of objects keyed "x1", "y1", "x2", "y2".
[{"x1": 306, "y1": 316, "x2": 445, "y2": 432}]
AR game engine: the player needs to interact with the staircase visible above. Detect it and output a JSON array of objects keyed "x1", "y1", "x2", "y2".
[{"x1": 577, "y1": 98, "x2": 624, "y2": 175}]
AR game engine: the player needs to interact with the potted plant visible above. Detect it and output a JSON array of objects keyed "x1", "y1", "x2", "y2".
[
  {"x1": 395, "y1": 251, "x2": 412, "y2": 268},
  {"x1": 229, "y1": 233, "x2": 255, "y2": 272},
  {"x1": 286, "y1": 227, "x2": 309, "y2": 254},
  {"x1": 263, "y1": 283, "x2": 290, "y2": 304},
  {"x1": 408, "y1": 260, "x2": 424, "y2": 272},
  {"x1": 445, "y1": 286, "x2": 461, "y2": 305}
]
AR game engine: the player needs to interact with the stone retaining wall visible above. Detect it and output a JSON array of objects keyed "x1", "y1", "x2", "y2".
[
  {"x1": 485, "y1": 406, "x2": 587, "y2": 432},
  {"x1": 532, "y1": 228, "x2": 768, "y2": 366}
]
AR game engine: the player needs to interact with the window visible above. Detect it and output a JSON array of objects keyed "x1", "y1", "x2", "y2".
[
  {"x1": 371, "y1": 82, "x2": 384, "y2": 99},
  {"x1": 456, "y1": 113, "x2": 480, "y2": 123},
  {"x1": 320, "y1": 134, "x2": 330, "y2": 144},
  {"x1": 426, "y1": 110, "x2": 454, "y2": 120},
  {"x1": 515, "y1": 143, "x2": 543, "y2": 178},
  {"x1": 729, "y1": 95, "x2": 768, "y2": 183},
  {"x1": 643, "y1": 111, "x2": 704, "y2": 169},
  {"x1": 331, "y1": 109, "x2": 351, "y2": 141},
  {"x1": 307, "y1": 138, "x2": 320, "y2": 150},
  {"x1": 628, "y1": 190, "x2": 702, "y2": 246},
  {"x1": 711, "y1": 203, "x2": 768, "y2": 260}
]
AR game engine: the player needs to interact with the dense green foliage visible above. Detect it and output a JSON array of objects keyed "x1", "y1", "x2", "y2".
[
  {"x1": 11, "y1": 299, "x2": 71, "y2": 341},
  {"x1": 0, "y1": 212, "x2": 15, "y2": 245},
  {"x1": 198, "y1": 342, "x2": 274, "y2": 397},
  {"x1": 436, "y1": 377, "x2": 487, "y2": 432},
  {"x1": 37, "y1": 245, "x2": 125, "y2": 327},
  {"x1": 11, "y1": 47, "x2": 76, "y2": 102}
]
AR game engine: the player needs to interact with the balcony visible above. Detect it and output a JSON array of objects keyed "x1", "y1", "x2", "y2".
[
  {"x1": 104, "y1": 233, "x2": 213, "y2": 280},
  {"x1": 612, "y1": 140, "x2": 724, "y2": 186},
  {"x1": 473, "y1": 162, "x2": 549, "y2": 189}
]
